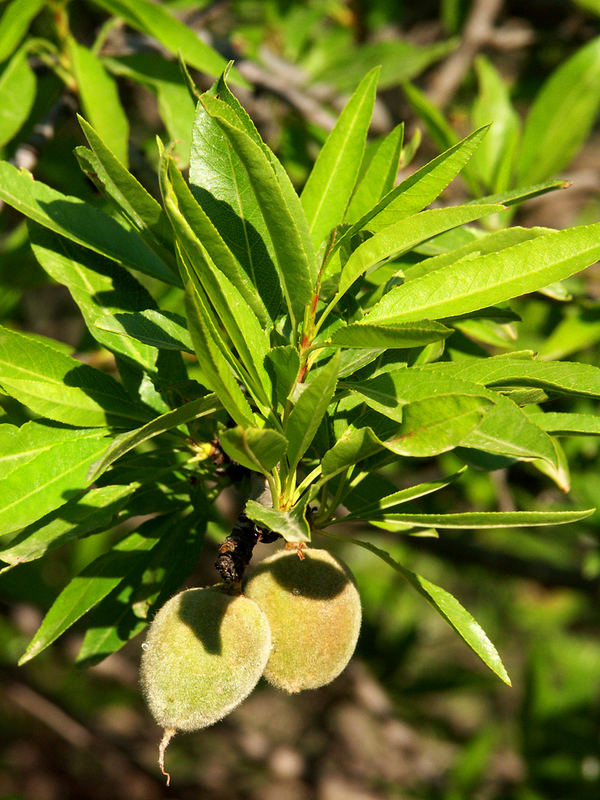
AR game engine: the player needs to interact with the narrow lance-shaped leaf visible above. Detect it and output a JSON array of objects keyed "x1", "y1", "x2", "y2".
[
  {"x1": 525, "y1": 411, "x2": 600, "y2": 436},
  {"x1": 0, "y1": 0, "x2": 44, "y2": 63},
  {"x1": 165, "y1": 149, "x2": 269, "y2": 325},
  {"x1": 29, "y1": 223, "x2": 159, "y2": 372},
  {"x1": 301, "y1": 67, "x2": 380, "y2": 248},
  {"x1": 67, "y1": 37, "x2": 129, "y2": 167},
  {"x1": 189, "y1": 89, "x2": 281, "y2": 321},
  {"x1": 77, "y1": 116, "x2": 174, "y2": 258},
  {"x1": 325, "y1": 320, "x2": 452, "y2": 350},
  {"x1": 327, "y1": 535, "x2": 511, "y2": 685},
  {"x1": 364, "y1": 222, "x2": 600, "y2": 324},
  {"x1": 0, "y1": 325, "x2": 150, "y2": 428},
  {"x1": 344, "y1": 468, "x2": 467, "y2": 520},
  {"x1": 0, "y1": 161, "x2": 178, "y2": 285},
  {"x1": 381, "y1": 394, "x2": 493, "y2": 458},
  {"x1": 359, "y1": 126, "x2": 490, "y2": 234},
  {"x1": 403, "y1": 226, "x2": 547, "y2": 283},
  {"x1": 18, "y1": 514, "x2": 176, "y2": 665},
  {"x1": 181, "y1": 259, "x2": 257, "y2": 428},
  {"x1": 335, "y1": 203, "x2": 503, "y2": 304},
  {"x1": 420, "y1": 355, "x2": 600, "y2": 398},
  {"x1": 89, "y1": 0, "x2": 235, "y2": 82},
  {"x1": 518, "y1": 36, "x2": 600, "y2": 185},
  {"x1": 87, "y1": 394, "x2": 221, "y2": 483},
  {"x1": 0, "y1": 46, "x2": 36, "y2": 147},
  {"x1": 95, "y1": 309, "x2": 193, "y2": 353},
  {"x1": 471, "y1": 55, "x2": 520, "y2": 193},
  {"x1": 162, "y1": 157, "x2": 271, "y2": 403},
  {"x1": 0, "y1": 424, "x2": 111, "y2": 537},
  {"x1": 201, "y1": 94, "x2": 316, "y2": 330},
  {"x1": 345, "y1": 123, "x2": 404, "y2": 224},
  {"x1": 286, "y1": 352, "x2": 341, "y2": 471},
  {"x1": 328, "y1": 508, "x2": 594, "y2": 528},
  {"x1": 0, "y1": 483, "x2": 139, "y2": 570}
]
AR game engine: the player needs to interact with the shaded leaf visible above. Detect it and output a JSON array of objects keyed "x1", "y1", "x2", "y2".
[
  {"x1": 220, "y1": 426, "x2": 288, "y2": 474},
  {"x1": 87, "y1": 394, "x2": 220, "y2": 482},
  {"x1": 245, "y1": 498, "x2": 311, "y2": 543},
  {"x1": 0, "y1": 325, "x2": 150, "y2": 427},
  {"x1": 0, "y1": 483, "x2": 138, "y2": 569},
  {"x1": 0, "y1": 423, "x2": 110, "y2": 537}
]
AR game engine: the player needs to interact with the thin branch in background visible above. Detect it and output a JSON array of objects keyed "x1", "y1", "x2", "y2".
[{"x1": 428, "y1": 0, "x2": 505, "y2": 109}]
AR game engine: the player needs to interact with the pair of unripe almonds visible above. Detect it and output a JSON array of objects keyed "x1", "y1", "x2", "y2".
[{"x1": 140, "y1": 547, "x2": 361, "y2": 782}]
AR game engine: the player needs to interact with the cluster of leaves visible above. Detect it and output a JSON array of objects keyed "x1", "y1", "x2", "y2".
[{"x1": 2, "y1": 58, "x2": 600, "y2": 686}]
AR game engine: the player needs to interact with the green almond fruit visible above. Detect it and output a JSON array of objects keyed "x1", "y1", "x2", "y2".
[
  {"x1": 244, "y1": 547, "x2": 361, "y2": 693},
  {"x1": 141, "y1": 586, "x2": 272, "y2": 782}
]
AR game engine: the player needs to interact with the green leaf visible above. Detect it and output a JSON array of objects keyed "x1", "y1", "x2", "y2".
[
  {"x1": 310, "y1": 36, "x2": 456, "y2": 93},
  {"x1": 0, "y1": 0, "x2": 44, "y2": 62},
  {"x1": 0, "y1": 161, "x2": 178, "y2": 285},
  {"x1": 334, "y1": 536, "x2": 511, "y2": 684},
  {"x1": 201, "y1": 94, "x2": 316, "y2": 329},
  {"x1": 468, "y1": 181, "x2": 569, "y2": 209},
  {"x1": 76, "y1": 512, "x2": 207, "y2": 665},
  {"x1": 344, "y1": 468, "x2": 467, "y2": 520},
  {"x1": 359, "y1": 127, "x2": 489, "y2": 234},
  {"x1": 67, "y1": 38, "x2": 129, "y2": 167},
  {"x1": 335, "y1": 204, "x2": 503, "y2": 303},
  {"x1": 381, "y1": 394, "x2": 492, "y2": 457},
  {"x1": 525, "y1": 411, "x2": 600, "y2": 436},
  {"x1": 77, "y1": 116, "x2": 174, "y2": 259},
  {"x1": 402, "y1": 80, "x2": 459, "y2": 153},
  {"x1": 164, "y1": 152, "x2": 269, "y2": 327},
  {"x1": 0, "y1": 423, "x2": 110, "y2": 536},
  {"x1": 364, "y1": 223, "x2": 600, "y2": 324},
  {"x1": 89, "y1": 0, "x2": 233, "y2": 81},
  {"x1": 421, "y1": 356, "x2": 600, "y2": 398},
  {"x1": 403, "y1": 226, "x2": 547, "y2": 283},
  {"x1": 459, "y1": 395, "x2": 560, "y2": 472},
  {"x1": 518, "y1": 36, "x2": 600, "y2": 185},
  {"x1": 264, "y1": 346, "x2": 300, "y2": 410},
  {"x1": 29, "y1": 224, "x2": 159, "y2": 371},
  {"x1": 320, "y1": 425, "x2": 382, "y2": 479},
  {"x1": 87, "y1": 394, "x2": 220, "y2": 482},
  {"x1": 345, "y1": 124, "x2": 404, "y2": 224},
  {"x1": 161, "y1": 158, "x2": 271, "y2": 403},
  {"x1": 18, "y1": 514, "x2": 174, "y2": 665},
  {"x1": 220, "y1": 426, "x2": 288, "y2": 474},
  {"x1": 245, "y1": 498, "x2": 311, "y2": 543},
  {"x1": 0, "y1": 46, "x2": 35, "y2": 146},
  {"x1": 471, "y1": 56, "x2": 520, "y2": 193},
  {"x1": 182, "y1": 264, "x2": 256, "y2": 427},
  {"x1": 0, "y1": 483, "x2": 138, "y2": 569},
  {"x1": 286, "y1": 352, "x2": 341, "y2": 471},
  {"x1": 538, "y1": 306, "x2": 600, "y2": 360},
  {"x1": 301, "y1": 67, "x2": 379, "y2": 248},
  {"x1": 189, "y1": 95, "x2": 281, "y2": 322},
  {"x1": 330, "y1": 508, "x2": 594, "y2": 529},
  {"x1": 104, "y1": 53, "x2": 196, "y2": 167},
  {"x1": 95, "y1": 309, "x2": 193, "y2": 353},
  {"x1": 0, "y1": 326, "x2": 150, "y2": 427},
  {"x1": 326, "y1": 320, "x2": 452, "y2": 349}
]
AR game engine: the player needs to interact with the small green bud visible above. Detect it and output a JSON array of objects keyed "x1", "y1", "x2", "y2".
[
  {"x1": 141, "y1": 587, "x2": 271, "y2": 783},
  {"x1": 244, "y1": 547, "x2": 361, "y2": 693}
]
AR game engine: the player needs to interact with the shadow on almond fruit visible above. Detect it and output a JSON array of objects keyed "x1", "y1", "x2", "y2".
[{"x1": 244, "y1": 547, "x2": 361, "y2": 693}]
